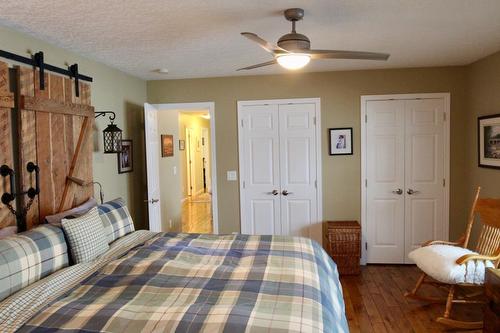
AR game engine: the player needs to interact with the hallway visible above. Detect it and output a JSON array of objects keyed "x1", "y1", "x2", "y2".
[{"x1": 181, "y1": 193, "x2": 212, "y2": 233}]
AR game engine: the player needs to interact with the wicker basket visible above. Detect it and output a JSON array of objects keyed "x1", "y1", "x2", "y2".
[{"x1": 322, "y1": 221, "x2": 361, "y2": 275}]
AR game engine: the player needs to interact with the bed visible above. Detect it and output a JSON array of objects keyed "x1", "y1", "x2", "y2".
[{"x1": 0, "y1": 230, "x2": 347, "y2": 332}]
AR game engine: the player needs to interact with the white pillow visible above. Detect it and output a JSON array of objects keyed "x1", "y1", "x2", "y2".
[{"x1": 408, "y1": 244, "x2": 495, "y2": 284}]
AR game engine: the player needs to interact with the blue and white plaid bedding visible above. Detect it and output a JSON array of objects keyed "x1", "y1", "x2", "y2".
[
  {"x1": 15, "y1": 232, "x2": 348, "y2": 332},
  {"x1": 0, "y1": 225, "x2": 68, "y2": 302}
]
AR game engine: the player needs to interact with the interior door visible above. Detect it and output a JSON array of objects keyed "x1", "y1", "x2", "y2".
[
  {"x1": 144, "y1": 103, "x2": 162, "y2": 231},
  {"x1": 239, "y1": 104, "x2": 281, "y2": 235},
  {"x1": 366, "y1": 100, "x2": 406, "y2": 263},
  {"x1": 186, "y1": 128, "x2": 195, "y2": 196},
  {"x1": 278, "y1": 103, "x2": 319, "y2": 241},
  {"x1": 201, "y1": 127, "x2": 210, "y2": 193},
  {"x1": 404, "y1": 99, "x2": 446, "y2": 262}
]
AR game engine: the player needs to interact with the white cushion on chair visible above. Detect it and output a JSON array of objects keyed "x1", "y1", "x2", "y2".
[{"x1": 408, "y1": 244, "x2": 495, "y2": 284}]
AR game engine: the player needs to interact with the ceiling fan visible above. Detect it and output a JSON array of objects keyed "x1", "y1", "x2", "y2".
[{"x1": 238, "y1": 8, "x2": 390, "y2": 71}]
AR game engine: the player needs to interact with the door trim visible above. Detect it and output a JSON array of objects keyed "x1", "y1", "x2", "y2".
[
  {"x1": 146, "y1": 102, "x2": 219, "y2": 233},
  {"x1": 237, "y1": 98, "x2": 322, "y2": 237},
  {"x1": 360, "y1": 93, "x2": 450, "y2": 265}
]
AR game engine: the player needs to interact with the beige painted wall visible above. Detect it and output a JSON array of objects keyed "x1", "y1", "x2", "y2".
[
  {"x1": 0, "y1": 26, "x2": 148, "y2": 229},
  {"x1": 147, "y1": 67, "x2": 469, "y2": 238},
  {"x1": 465, "y1": 51, "x2": 500, "y2": 210}
]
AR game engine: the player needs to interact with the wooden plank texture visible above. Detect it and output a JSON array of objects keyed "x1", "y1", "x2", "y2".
[
  {"x1": 341, "y1": 265, "x2": 484, "y2": 333},
  {"x1": 21, "y1": 95, "x2": 94, "y2": 117},
  {"x1": 16, "y1": 66, "x2": 93, "y2": 228},
  {"x1": 0, "y1": 61, "x2": 15, "y2": 228}
]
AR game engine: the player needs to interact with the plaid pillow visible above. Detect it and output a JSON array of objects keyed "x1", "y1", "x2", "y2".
[
  {"x1": 61, "y1": 207, "x2": 109, "y2": 264},
  {"x1": 0, "y1": 225, "x2": 68, "y2": 301},
  {"x1": 97, "y1": 198, "x2": 135, "y2": 244}
]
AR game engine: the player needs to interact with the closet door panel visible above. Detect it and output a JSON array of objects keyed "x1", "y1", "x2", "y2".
[
  {"x1": 366, "y1": 100, "x2": 406, "y2": 263},
  {"x1": 239, "y1": 104, "x2": 281, "y2": 235},
  {"x1": 278, "y1": 103, "x2": 319, "y2": 242},
  {"x1": 404, "y1": 99, "x2": 446, "y2": 262}
]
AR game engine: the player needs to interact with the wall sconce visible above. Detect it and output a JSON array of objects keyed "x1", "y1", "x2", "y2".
[
  {"x1": 67, "y1": 176, "x2": 104, "y2": 204},
  {"x1": 95, "y1": 111, "x2": 122, "y2": 153}
]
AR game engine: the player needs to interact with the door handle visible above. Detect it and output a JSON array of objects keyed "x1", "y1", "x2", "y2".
[
  {"x1": 392, "y1": 188, "x2": 403, "y2": 195},
  {"x1": 407, "y1": 189, "x2": 419, "y2": 195},
  {"x1": 144, "y1": 198, "x2": 159, "y2": 203},
  {"x1": 282, "y1": 190, "x2": 293, "y2": 196},
  {"x1": 268, "y1": 190, "x2": 279, "y2": 196}
]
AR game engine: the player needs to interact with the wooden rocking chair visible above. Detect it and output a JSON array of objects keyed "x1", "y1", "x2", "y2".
[{"x1": 405, "y1": 187, "x2": 500, "y2": 329}]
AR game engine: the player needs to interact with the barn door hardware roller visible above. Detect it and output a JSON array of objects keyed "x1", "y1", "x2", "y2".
[
  {"x1": 0, "y1": 162, "x2": 40, "y2": 231},
  {"x1": 0, "y1": 49, "x2": 93, "y2": 97}
]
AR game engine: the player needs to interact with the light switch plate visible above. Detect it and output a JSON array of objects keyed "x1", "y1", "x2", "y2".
[{"x1": 227, "y1": 170, "x2": 237, "y2": 181}]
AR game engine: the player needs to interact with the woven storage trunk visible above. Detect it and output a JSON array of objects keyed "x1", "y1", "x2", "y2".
[{"x1": 323, "y1": 221, "x2": 361, "y2": 275}]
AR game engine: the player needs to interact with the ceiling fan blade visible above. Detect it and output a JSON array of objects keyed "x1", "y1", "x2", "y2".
[
  {"x1": 241, "y1": 32, "x2": 287, "y2": 54},
  {"x1": 237, "y1": 60, "x2": 277, "y2": 71},
  {"x1": 309, "y1": 50, "x2": 390, "y2": 61}
]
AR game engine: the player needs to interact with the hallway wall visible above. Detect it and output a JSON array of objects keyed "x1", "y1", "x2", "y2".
[{"x1": 178, "y1": 113, "x2": 211, "y2": 198}]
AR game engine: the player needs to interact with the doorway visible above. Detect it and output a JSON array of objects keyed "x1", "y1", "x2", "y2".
[
  {"x1": 143, "y1": 102, "x2": 218, "y2": 234},
  {"x1": 361, "y1": 93, "x2": 450, "y2": 264},
  {"x1": 237, "y1": 98, "x2": 322, "y2": 244},
  {"x1": 179, "y1": 111, "x2": 212, "y2": 233}
]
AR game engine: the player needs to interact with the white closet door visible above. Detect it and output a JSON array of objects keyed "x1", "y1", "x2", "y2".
[
  {"x1": 404, "y1": 99, "x2": 446, "y2": 262},
  {"x1": 239, "y1": 104, "x2": 281, "y2": 235},
  {"x1": 278, "y1": 103, "x2": 319, "y2": 241},
  {"x1": 366, "y1": 100, "x2": 406, "y2": 263}
]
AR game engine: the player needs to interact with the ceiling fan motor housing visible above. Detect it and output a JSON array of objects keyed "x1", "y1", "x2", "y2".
[{"x1": 278, "y1": 33, "x2": 311, "y2": 52}]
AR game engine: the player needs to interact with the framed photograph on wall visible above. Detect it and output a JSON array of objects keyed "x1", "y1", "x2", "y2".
[
  {"x1": 117, "y1": 140, "x2": 133, "y2": 173},
  {"x1": 161, "y1": 134, "x2": 174, "y2": 157},
  {"x1": 329, "y1": 128, "x2": 353, "y2": 155},
  {"x1": 179, "y1": 139, "x2": 185, "y2": 151},
  {"x1": 478, "y1": 114, "x2": 500, "y2": 169}
]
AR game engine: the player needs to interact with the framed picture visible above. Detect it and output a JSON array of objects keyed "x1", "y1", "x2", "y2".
[
  {"x1": 179, "y1": 139, "x2": 185, "y2": 151},
  {"x1": 117, "y1": 140, "x2": 133, "y2": 173},
  {"x1": 478, "y1": 114, "x2": 500, "y2": 169},
  {"x1": 329, "y1": 128, "x2": 353, "y2": 155},
  {"x1": 161, "y1": 134, "x2": 174, "y2": 157}
]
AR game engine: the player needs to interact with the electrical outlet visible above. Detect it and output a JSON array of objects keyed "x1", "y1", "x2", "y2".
[
  {"x1": 173, "y1": 166, "x2": 177, "y2": 175},
  {"x1": 169, "y1": 219, "x2": 173, "y2": 229}
]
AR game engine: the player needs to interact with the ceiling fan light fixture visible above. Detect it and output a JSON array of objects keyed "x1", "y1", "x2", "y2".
[{"x1": 276, "y1": 53, "x2": 311, "y2": 70}]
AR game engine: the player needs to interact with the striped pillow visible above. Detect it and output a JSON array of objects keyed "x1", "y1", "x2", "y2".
[
  {"x1": 61, "y1": 207, "x2": 109, "y2": 264},
  {"x1": 97, "y1": 198, "x2": 135, "y2": 244},
  {"x1": 0, "y1": 225, "x2": 68, "y2": 301}
]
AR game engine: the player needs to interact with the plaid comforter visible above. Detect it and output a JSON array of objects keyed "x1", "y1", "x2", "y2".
[{"x1": 19, "y1": 232, "x2": 348, "y2": 332}]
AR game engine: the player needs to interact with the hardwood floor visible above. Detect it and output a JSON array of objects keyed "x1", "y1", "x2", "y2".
[
  {"x1": 181, "y1": 193, "x2": 212, "y2": 233},
  {"x1": 341, "y1": 265, "x2": 483, "y2": 333}
]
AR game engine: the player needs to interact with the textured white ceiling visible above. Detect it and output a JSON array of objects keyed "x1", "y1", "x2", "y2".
[{"x1": 1, "y1": 0, "x2": 500, "y2": 80}]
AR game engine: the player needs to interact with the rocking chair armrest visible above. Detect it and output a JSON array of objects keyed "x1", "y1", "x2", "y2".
[
  {"x1": 456, "y1": 253, "x2": 500, "y2": 265},
  {"x1": 422, "y1": 235, "x2": 466, "y2": 247},
  {"x1": 422, "y1": 240, "x2": 464, "y2": 247}
]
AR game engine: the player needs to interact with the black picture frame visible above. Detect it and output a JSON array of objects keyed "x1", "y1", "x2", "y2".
[
  {"x1": 478, "y1": 113, "x2": 500, "y2": 169},
  {"x1": 117, "y1": 140, "x2": 133, "y2": 174},
  {"x1": 329, "y1": 128, "x2": 353, "y2": 156}
]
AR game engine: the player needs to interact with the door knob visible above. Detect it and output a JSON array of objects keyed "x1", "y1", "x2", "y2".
[
  {"x1": 407, "y1": 189, "x2": 419, "y2": 195},
  {"x1": 392, "y1": 188, "x2": 403, "y2": 195},
  {"x1": 144, "y1": 198, "x2": 159, "y2": 203},
  {"x1": 282, "y1": 190, "x2": 293, "y2": 196},
  {"x1": 268, "y1": 190, "x2": 279, "y2": 195}
]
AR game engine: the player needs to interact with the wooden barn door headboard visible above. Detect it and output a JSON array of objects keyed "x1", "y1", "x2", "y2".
[{"x1": 0, "y1": 59, "x2": 94, "y2": 231}]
